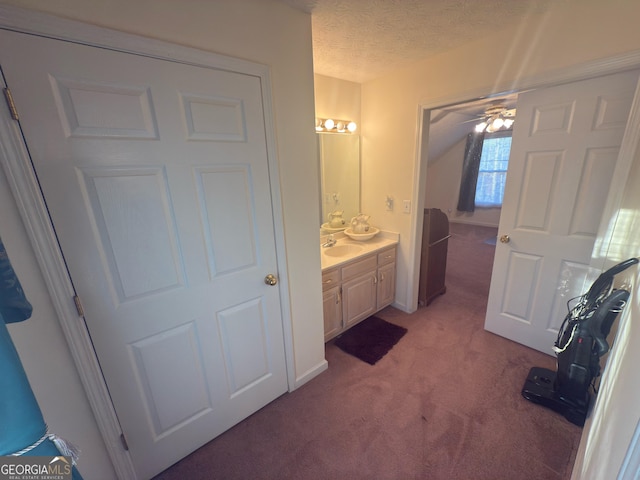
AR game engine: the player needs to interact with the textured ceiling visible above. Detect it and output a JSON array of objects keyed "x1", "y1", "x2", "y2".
[{"x1": 279, "y1": 0, "x2": 555, "y2": 84}]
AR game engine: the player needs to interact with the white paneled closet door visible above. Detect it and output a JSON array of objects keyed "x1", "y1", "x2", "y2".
[{"x1": 0, "y1": 29, "x2": 288, "y2": 479}]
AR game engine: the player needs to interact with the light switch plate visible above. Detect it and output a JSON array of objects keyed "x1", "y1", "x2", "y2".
[{"x1": 386, "y1": 195, "x2": 394, "y2": 211}]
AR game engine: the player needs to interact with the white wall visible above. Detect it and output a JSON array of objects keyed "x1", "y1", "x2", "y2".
[
  {"x1": 571, "y1": 107, "x2": 640, "y2": 479},
  {"x1": 0, "y1": 1, "x2": 325, "y2": 478},
  {"x1": 425, "y1": 138, "x2": 463, "y2": 217},
  {"x1": 314, "y1": 74, "x2": 361, "y2": 125}
]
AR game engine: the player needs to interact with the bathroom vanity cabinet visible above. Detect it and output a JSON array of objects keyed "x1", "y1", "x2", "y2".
[{"x1": 322, "y1": 245, "x2": 396, "y2": 341}]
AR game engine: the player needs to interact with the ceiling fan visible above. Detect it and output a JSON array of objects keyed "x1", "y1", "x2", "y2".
[{"x1": 470, "y1": 103, "x2": 516, "y2": 133}]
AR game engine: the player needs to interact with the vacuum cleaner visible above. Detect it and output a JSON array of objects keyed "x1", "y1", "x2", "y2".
[{"x1": 521, "y1": 257, "x2": 639, "y2": 426}]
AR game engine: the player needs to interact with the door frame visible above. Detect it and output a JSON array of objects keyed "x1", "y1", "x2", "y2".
[
  {"x1": 412, "y1": 51, "x2": 640, "y2": 480},
  {"x1": 0, "y1": 5, "x2": 295, "y2": 479},
  {"x1": 410, "y1": 51, "x2": 640, "y2": 312}
]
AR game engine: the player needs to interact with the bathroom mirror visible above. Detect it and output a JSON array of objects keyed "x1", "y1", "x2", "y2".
[{"x1": 318, "y1": 133, "x2": 360, "y2": 231}]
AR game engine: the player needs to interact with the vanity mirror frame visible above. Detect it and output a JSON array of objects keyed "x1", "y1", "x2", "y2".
[{"x1": 318, "y1": 132, "x2": 361, "y2": 231}]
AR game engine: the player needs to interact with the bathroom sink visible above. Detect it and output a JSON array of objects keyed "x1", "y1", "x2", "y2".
[{"x1": 323, "y1": 244, "x2": 363, "y2": 258}]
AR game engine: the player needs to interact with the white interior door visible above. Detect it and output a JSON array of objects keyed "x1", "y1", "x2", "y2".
[
  {"x1": 485, "y1": 70, "x2": 640, "y2": 354},
  {"x1": 0, "y1": 30, "x2": 288, "y2": 479}
]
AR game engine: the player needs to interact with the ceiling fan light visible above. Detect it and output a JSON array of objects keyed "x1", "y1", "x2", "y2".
[
  {"x1": 492, "y1": 117, "x2": 505, "y2": 130},
  {"x1": 470, "y1": 103, "x2": 516, "y2": 133}
]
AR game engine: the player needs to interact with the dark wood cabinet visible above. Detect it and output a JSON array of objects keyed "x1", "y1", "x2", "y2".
[{"x1": 418, "y1": 208, "x2": 450, "y2": 306}]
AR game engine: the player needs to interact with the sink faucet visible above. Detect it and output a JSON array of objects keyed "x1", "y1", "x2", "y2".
[{"x1": 322, "y1": 234, "x2": 337, "y2": 248}]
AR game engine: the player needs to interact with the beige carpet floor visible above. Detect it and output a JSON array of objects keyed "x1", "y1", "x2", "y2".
[{"x1": 153, "y1": 222, "x2": 582, "y2": 480}]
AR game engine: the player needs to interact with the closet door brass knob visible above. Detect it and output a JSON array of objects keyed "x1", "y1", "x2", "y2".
[
  {"x1": 500, "y1": 234, "x2": 510, "y2": 244},
  {"x1": 264, "y1": 274, "x2": 278, "y2": 286}
]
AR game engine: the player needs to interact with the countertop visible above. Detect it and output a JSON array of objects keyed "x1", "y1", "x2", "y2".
[{"x1": 320, "y1": 229, "x2": 399, "y2": 271}]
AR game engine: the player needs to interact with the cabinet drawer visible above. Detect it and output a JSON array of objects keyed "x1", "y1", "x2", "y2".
[
  {"x1": 378, "y1": 247, "x2": 396, "y2": 266},
  {"x1": 341, "y1": 254, "x2": 377, "y2": 281},
  {"x1": 321, "y1": 269, "x2": 340, "y2": 291}
]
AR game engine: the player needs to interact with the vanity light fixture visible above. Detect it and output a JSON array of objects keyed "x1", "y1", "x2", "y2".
[{"x1": 316, "y1": 117, "x2": 357, "y2": 134}]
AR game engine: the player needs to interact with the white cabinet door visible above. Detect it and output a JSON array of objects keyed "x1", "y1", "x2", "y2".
[
  {"x1": 377, "y1": 262, "x2": 396, "y2": 310},
  {"x1": 485, "y1": 70, "x2": 639, "y2": 354},
  {"x1": 0, "y1": 30, "x2": 287, "y2": 479},
  {"x1": 342, "y1": 273, "x2": 377, "y2": 327},
  {"x1": 322, "y1": 285, "x2": 342, "y2": 341}
]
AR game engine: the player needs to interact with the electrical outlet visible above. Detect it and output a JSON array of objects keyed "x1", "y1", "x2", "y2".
[{"x1": 403, "y1": 200, "x2": 411, "y2": 213}]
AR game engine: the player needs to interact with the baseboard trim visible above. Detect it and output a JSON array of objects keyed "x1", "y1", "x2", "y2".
[
  {"x1": 292, "y1": 359, "x2": 329, "y2": 390},
  {"x1": 449, "y1": 219, "x2": 499, "y2": 228}
]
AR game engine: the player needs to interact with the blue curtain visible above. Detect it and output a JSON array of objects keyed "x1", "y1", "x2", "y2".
[
  {"x1": 456, "y1": 131, "x2": 485, "y2": 212},
  {"x1": 0, "y1": 237, "x2": 83, "y2": 479}
]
